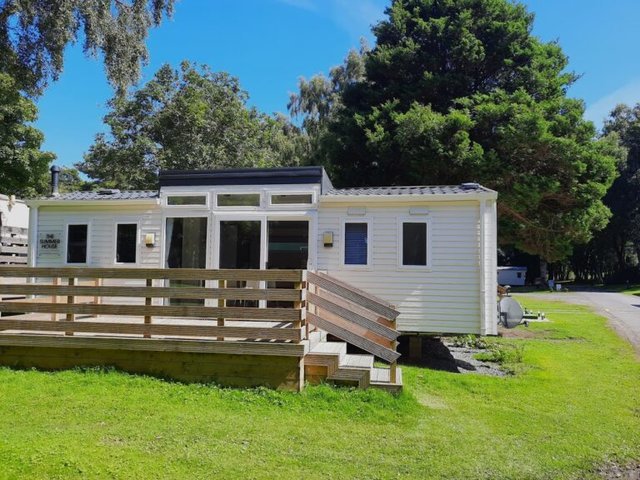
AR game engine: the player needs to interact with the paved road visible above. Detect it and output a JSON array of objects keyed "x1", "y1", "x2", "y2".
[{"x1": 521, "y1": 291, "x2": 640, "y2": 354}]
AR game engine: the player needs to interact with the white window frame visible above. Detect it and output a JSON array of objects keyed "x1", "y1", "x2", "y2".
[
  {"x1": 114, "y1": 221, "x2": 140, "y2": 265},
  {"x1": 65, "y1": 222, "x2": 91, "y2": 265},
  {"x1": 341, "y1": 218, "x2": 372, "y2": 270},
  {"x1": 164, "y1": 193, "x2": 209, "y2": 208},
  {"x1": 397, "y1": 217, "x2": 432, "y2": 270},
  {"x1": 214, "y1": 190, "x2": 263, "y2": 210},
  {"x1": 268, "y1": 191, "x2": 316, "y2": 209},
  {"x1": 162, "y1": 214, "x2": 210, "y2": 269}
]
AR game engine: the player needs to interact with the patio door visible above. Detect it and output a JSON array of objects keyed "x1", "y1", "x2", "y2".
[
  {"x1": 218, "y1": 220, "x2": 261, "y2": 307},
  {"x1": 165, "y1": 217, "x2": 208, "y2": 305},
  {"x1": 266, "y1": 220, "x2": 309, "y2": 308}
]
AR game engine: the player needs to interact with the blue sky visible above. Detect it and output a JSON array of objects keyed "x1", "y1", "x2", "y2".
[{"x1": 34, "y1": 0, "x2": 640, "y2": 168}]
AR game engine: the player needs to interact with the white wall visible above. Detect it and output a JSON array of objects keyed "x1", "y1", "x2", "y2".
[
  {"x1": 34, "y1": 204, "x2": 163, "y2": 268},
  {"x1": 0, "y1": 195, "x2": 29, "y2": 229},
  {"x1": 317, "y1": 200, "x2": 488, "y2": 334}
]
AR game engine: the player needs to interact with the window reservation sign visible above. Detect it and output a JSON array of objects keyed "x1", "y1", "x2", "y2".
[{"x1": 38, "y1": 231, "x2": 62, "y2": 258}]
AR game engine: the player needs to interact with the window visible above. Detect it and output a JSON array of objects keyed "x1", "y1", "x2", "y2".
[
  {"x1": 167, "y1": 195, "x2": 207, "y2": 206},
  {"x1": 344, "y1": 222, "x2": 368, "y2": 266},
  {"x1": 67, "y1": 224, "x2": 88, "y2": 263},
  {"x1": 271, "y1": 194, "x2": 313, "y2": 205},
  {"x1": 217, "y1": 193, "x2": 260, "y2": 207},
  {"x1": 517, "y1": 272, "x2": 522, "y2": 279},
  {"x1": 116, "y1": 224, "x2": 137, "y2": 263},
  {"x1": 402, "y1": 222, "x2": 428, "y2": 266}
]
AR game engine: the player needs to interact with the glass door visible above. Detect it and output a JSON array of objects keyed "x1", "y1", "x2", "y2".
[
  {"x1": 219, "y1": 220, "x2": 261, "y2": 307},
  {"x1": 267, "y1": 220, "x2": 309, "y2": 307},
  {"x1": 165, "y1": 217, "x2": 208, "y2": 305}
]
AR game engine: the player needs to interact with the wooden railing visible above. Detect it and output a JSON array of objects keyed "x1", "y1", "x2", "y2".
[
  {"x1": 0, "y1": 226, "x2": 28, "y2": 265},
  {"x1": 0, "y1": 267, "x2": 306, "y2": 343},
  {"x1": 306, "y1": 271, "x2": 401, "y2": 380}
]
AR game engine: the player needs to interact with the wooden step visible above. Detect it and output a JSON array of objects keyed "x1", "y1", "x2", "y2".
[
  {"x1": 327, "y1": 365, "x2": 370, "y2": 388},
  {"x1": 342, "y1": 354, "x2": 373, "y2": 370},
  {"x1": 307, "y1": 311, "x2": 400, "y2": 363},
  {"x1": 370, "y1": 367, "x2": 403, "y2": 394}
]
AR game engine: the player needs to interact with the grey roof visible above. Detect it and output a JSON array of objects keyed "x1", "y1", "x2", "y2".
[
  {"x1": 324, "y1": 184, "x2": 494, "y2": 196},
  {"x1": 47, "y1": 190, "x2": 159, "y2": 201}
]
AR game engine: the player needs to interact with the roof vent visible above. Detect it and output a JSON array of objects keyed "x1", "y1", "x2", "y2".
[
  {"x1": 98, "y1": 189, "x2": 121, "y2": 195},
  {"x1": 460, "y1": 182, "x2": 480, "y2": 190}
]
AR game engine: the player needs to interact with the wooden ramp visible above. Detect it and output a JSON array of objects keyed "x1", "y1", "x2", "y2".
[{"x1": 305, "y1": 272, "x2": 403, "y2": 392}]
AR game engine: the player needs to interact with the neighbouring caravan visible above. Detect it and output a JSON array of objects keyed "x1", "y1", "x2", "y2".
[
  {"x1": 0, "y1": 194, "x2": 29, "y2": 265},
  {"x1": 497, "y1": 266, "x2": 527, "y2": 287},
  {"x1": 26, "y1": 166, "x2": 498, "y2": 336}
]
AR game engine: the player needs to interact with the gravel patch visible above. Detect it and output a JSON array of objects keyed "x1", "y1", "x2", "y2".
[
  {"x1": 443, "y1": 343, "x2": 506, "y2": 377},
  {"x1": 397, "y1": 336, "x2": 506, "y2": 376}
]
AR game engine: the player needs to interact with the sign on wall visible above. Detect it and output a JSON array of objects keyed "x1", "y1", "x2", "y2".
[{"x1": 37, "y1": 231, "x2": 62, "y2": 258}]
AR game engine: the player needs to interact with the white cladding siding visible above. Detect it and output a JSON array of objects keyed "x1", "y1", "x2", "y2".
[
  {"x1": 317, "y1": 201, "x2": 483, "y2": 334},
  {"x1": 35, "y1": 204, "x2": 163, "y2": 268}
]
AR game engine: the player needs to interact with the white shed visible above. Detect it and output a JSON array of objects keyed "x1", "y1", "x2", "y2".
[
  {"x1": 497, "y1": 266, "x2": 527, "y2": 286},
  {"x1": 26, "y1": 167, "x2": 498, "y2": 336}
]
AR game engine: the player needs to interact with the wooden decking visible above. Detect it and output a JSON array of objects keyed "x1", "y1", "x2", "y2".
[{"x1": 0, "y1": 266, "x2": 403, "y2": 392}]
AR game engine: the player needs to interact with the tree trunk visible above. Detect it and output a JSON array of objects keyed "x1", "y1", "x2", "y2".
[{"x1": 539, "y1": 258, "x2": 548, "y2": 283}]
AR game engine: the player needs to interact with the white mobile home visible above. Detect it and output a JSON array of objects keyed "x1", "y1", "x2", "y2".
[{"x1": 27, "y1": 167, "x2": 498, "y2": 336}]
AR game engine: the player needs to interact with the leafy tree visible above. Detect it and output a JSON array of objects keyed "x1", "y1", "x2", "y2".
[
  {"x1": 79, "y1": 62, "x2": 305, "y2": 189},
  {"x1": 571, "y1": 104, "x2": 640, "y2": 282},
  {"x1": 291, "y1": 0, "x2": 619, "y2": 264},
  {"x1": 0, "y1": 0, "x2": 174, "y2": 96},
  {"x1": 0, "y1": 72, "x2": 54, "y2": 197}
]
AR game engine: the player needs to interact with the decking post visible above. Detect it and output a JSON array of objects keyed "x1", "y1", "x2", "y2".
[
  {"x1": 65, "y1": 277, "x2": 75, "y2": 335},
  {"x1": 144, "y1": 278, "x2": 152, "y2": 338},
  {"x1": 93, "y1": 277, "x2": 102, "y2": 306},
  {"x1": 51, "y1": 277, "x2": 59, "y2": 322},
  {"x1": 217, "y1": 279, "x2": 225, "y2": 341},
  {"x1": 293, "y1": 275, "x2": 304, "y2": 338}
]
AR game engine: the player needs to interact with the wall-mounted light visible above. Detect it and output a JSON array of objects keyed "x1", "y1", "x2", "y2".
[
  {"x1": 144, "y1": 233, "x2": 156, "y2": 247},
  {"x1": 323, "y1": 231, "x2": 334, "y2": 247}
]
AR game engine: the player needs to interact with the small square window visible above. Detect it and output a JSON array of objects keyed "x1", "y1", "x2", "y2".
[
  {"x1": 67, "y1": 224, "x2": 88, "y2": 264},
  {"x1": 116, "y1": 224, "x2": 137, "y2": 263},
  {"x1": 402, "y1": 222, "x2": 427, "y2": 266},
  {"x1": 217, "y1": 193, "x2": 260, "y2": 207},
  {"x1": 344, "y1": 222, "x2": 368, "y2": 265}
]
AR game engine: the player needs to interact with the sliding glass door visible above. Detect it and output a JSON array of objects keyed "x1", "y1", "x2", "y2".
[
  {"x1": 219, "y1": 220, "x2": 261, "y2": 307},
  {"x1": 165, "y1": 217, "x2": 208, "y2": 305}
]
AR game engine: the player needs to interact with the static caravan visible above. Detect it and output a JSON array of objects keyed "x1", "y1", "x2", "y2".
[
  {"x1": 27, "y1": 167, "x2": 498, "y2": 336},
  {"x1": 0, "y1": 166, "x2": 498, "y2": 390},
  {"x1": 497, "y1": 266, "x2": 527, "y2": 287},
  {"x1": 0, "y1": 194, "x2": 29, "y2": 265}
]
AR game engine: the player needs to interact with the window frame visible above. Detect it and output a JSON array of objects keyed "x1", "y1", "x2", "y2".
[
  {"x1": 65, "y1": 222, "x2": 90, "y2": 265},
  {"x1": 268, "y1": 191, "x2": 316, "y2": 208},
  {"x1": 341, "y1": 218, "x2": 372, "y2": 269},
  {"x1": 215, "y1": 191, "x2": 263, "y2": 210},
  {"x1": 164, "y1": 194, "x2": 209, "y2": 208},
  {"x1": 114, "y1": 222, "x2": 139, "y2": 265},
  {"x1": 397, "y1": 217, "x2": 432, "y2": 270}
]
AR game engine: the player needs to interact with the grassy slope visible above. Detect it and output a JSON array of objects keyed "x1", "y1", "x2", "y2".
[{"x1": 0, "y1": 298, "x2": 639, "y2": 480}]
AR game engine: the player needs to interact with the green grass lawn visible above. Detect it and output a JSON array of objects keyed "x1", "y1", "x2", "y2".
[{"x1": 1, "y1": 298, "x2": 639, "y2": 479}]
